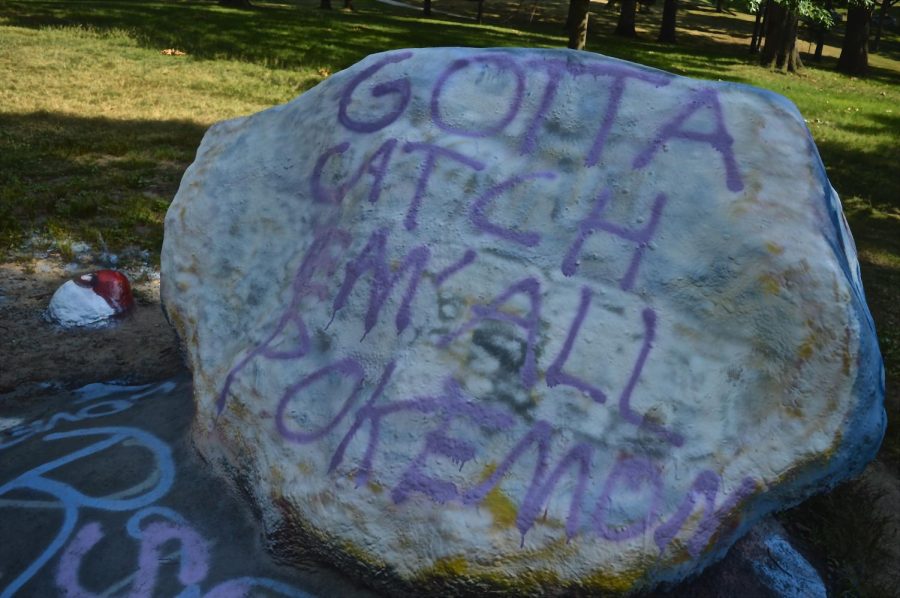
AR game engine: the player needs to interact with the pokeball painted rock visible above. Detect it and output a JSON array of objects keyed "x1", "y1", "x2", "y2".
[{"x1": 48, "y1": 270, "x2": 135, "y2": 327}]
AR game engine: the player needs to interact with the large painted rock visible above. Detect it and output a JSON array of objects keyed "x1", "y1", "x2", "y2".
[{"x1": 161, "y1": 48, "x2": 885, "y2": 595}]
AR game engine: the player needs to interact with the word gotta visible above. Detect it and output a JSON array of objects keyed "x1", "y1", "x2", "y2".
[{"x1": 219, "y1": 50, "x2": 756, "y2": 556}]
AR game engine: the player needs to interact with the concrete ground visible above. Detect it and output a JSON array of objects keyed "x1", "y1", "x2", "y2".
[
  {"x1": 0, "y1": 377, "x2": 374, "y2": 598},
  {"x1": 0, "y1": 261, "x2": 843, "y2": 597},
  {"x1": 0, "y1": 377, "x2": 830, "y2": 597}
]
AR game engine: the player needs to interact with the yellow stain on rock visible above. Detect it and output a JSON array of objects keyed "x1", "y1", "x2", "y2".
[
  {"x1": 269, "y1": 465, "x2": 285, "y2": 486},
  {"x1": 228, "y1": 399, "x2": 250, "y2": 420},
  {"x1": 583, "y1": 564, "x2": 646, "y2": 594},
  {"x1": 759, "y1": 273, "x2": 781, "y2": 295},
  {"x1": 483, "y1": 486, "x2": 518, "y2": 530},
  {"x1": 765, "y1": 242, "x2": 784, "y2": 255},
  {"x1": 729, "y1": 202, "x2": 750, "y2": 218},
  {"x1": 842, "y1": 327, "x2": 852, "y2": 376},
  {"x1": 477, "y1": 463, "x2": 519, "y2": 529},
  {"x1": 431, "y1": 554, "x2": 470, "y2": 577},
  {"x1": 798, "y1": 335, "x2": 816, "y2": 361},
  {"x1": 498, "y1": 536, "x2": 575, "y2": 564},
  {"x1": 785, "y1": 404, "x2": 804, "y2": 419}
]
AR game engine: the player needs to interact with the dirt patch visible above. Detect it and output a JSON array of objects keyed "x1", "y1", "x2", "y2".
[{"x1": 0, "y1": 258, "x2": 186, "y2": 402}]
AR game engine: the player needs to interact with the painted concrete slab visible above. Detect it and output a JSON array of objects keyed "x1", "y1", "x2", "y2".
[{"x1": 0, "y1": 378, "x2": 374, "y2": 598}]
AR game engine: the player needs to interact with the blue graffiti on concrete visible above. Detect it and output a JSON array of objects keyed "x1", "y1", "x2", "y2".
[
  {"x1": 0, "y1": 427, "x2": 175, "y2": 598},
  {"x1": 1, "y1": 409, "x2": 314, "y2": 597},
  {"x1": 1, "y1": 381, "x2": 176, "y2": 451}
]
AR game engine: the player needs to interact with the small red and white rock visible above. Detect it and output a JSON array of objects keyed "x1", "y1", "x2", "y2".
[{"x1": 48, "y1": 270, "x2": 135, "y2": 327}]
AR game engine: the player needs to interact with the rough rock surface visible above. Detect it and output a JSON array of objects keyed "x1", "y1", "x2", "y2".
[{"x1": 161, "y1": 48, "x2": 885, "y2": 595}]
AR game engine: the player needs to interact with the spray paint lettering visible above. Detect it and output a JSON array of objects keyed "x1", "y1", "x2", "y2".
[
  {"x1": 215, "y1": 49, "x2": 753, "y2": 553},
  {"x1": 0, "y1": 381, "x2": 173, "y2": 452},
  {"x1": 54, "y1": 508, "x2": 310, "y2": 597}
]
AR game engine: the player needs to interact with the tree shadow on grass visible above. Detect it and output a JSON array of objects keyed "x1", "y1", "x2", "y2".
[
  {"x1": 817, "y1": 111, "x2": 900, "y2": 215},
  {"x1": 0, "y1": 0, "x2": 564, "y2": 73},
  {"x1": 571, "y1": 3, "x2": 766, "y2": 82},
  {"x1": 0, "y1": 111, "x2": 208, "y2": 256},
  {"x1": 841, "y1": 194, "x2": 900, "y2": 473},
  {"x1": 675, "y1": 7, "x2": 757, "y2": 39},
  {"x1": 0, "y1": 0, "x2": 781, "y2": 83}
]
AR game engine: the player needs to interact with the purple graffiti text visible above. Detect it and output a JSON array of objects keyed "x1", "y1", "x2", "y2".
[
  {"x1": 633, "y1": 88, "x2": 744, "y2": 192},
  {"x1": 562, "y1": 187, "x2": 667, "y2": 292},
  {"x1": 469, "y1": 171, "x2": 555, "y2": 247},
  {"x1": 438, "y1": 277, "x2": 541, "y2": 390},
  {"x1": 338, "y1": 51, "x2": 413, "y2": 134},
  {"x1": 431, "y1": 55, "x2": 526, "y2": 138}
]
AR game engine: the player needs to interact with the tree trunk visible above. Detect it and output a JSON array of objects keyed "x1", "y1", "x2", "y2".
[
  {"x1": 750, "y1": 9, "x2": 762, "y2": 51},
  {"x1": 871, "y1": 0, "x2": 890, "y2": 52},
  {"x1": 219, "y1": 0, "x2": 253, "y2": 7},
  {"x1": 658, "y1": 0, "x2": 677, "y2": 42},
  {"x1": 760, "y1": 1, "x2": 802, "y2": 72},
  {"x1": 750, "y1": 0, "x2": 768, "y2": 53},
  {"x1": 615, "y1": 0, "x2": 637, "y2": 37},
  {"x1": 813, "y1": 27, "x2": 825, "y2": 61},
  {"x1": 424, "y1": 0, "x2": 432, "y2": 16},
  {"x1": 838, "y1": 4, "x2": 872, "y2": 75},
  {"x1": 567, "y1": 0, "x2": 591, "y2": 49},
  {"x1": 565, "y1": 0, "x2": 578, "y2": 32},
  {"x1": 477, "y1": 0, "x2": 485, "y2": 23},
  {"x1": 716, "y1": 0, "x2": 724, "y2": 12},
  {"x1": 344, "y1": 0, "x2": 354, "y2": 9},
  {"x1": 320, "y1": 0, "x2": 332, "y2": 8}
]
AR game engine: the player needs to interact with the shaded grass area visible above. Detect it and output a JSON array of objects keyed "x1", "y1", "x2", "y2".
[
  {"x1": 0, "y1": 0, "x2": 567, "y2": 256},
  {"x1": 0, "y1": 111, "x2": 206, "y2": 255},
  {"x1": 0, "y1": 16, "x2": 322, "y2": 255},
  {"x1": 0, "y1": 0, "x2": 564, "y2": 70},
  {"x1": 1, "y1": 0, "x2": 896, "y2": 245},
  {"x1": 0, "y1": 1, "x2": 899, "y2": 593}
]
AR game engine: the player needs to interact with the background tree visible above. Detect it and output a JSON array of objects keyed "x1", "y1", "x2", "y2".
[
  {"x1": 749, "y1": 0, "x2": 770, "y2": 52},
  {"x1": 760, "y1": 1, "x2": 803, "y2": 70},
  {"x1": 616, "y1": 0, "x2": 638, "y2": 35},
  {"x1": 567, "y1": 0, "x2": 592, "y2": 48},
  {"x1": 757, "y1": 0, "x2": 834, "y2": 71},
  {"x1": 838, "y1": 0, "x2": 874, "y2": 74},
  {"x1": 659, "y1": 0, "x2": 678, "y2": 41},
  {"x1": 810, "y1": 0, "x2": 835, "y2": 61},
  {"x1": 871, "y1": 0, "x2": 896, "y2": 51},
  {"x1": 220, "y1": 0, "x2": 253, "y2": 7}
]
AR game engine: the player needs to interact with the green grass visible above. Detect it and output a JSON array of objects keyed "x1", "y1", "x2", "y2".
[
  {"x1": 0, "y1": 0, "x2": 569, "y2": 256},
  {"x1": 0, "y1": 1, "x2": 898, "y2": 591},
  {"x1": 2, "y1": 0, "x2": 894, "y2": 444},
  {"x1": 1, "y1": 0, "x2": 896, "y2": 254}
]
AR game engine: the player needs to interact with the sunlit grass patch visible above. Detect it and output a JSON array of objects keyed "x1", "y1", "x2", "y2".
[{"x1": 0, "y1": 1, "x2": 898, "y2": 594}]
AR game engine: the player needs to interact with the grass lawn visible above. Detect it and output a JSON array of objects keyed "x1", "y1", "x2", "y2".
[{"x1": 1, "y1": 0, "x2": 898, "y2": 593}]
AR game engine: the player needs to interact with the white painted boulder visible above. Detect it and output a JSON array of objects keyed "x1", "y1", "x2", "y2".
[{"x1": 161, "y1": 48, "x2": 885, "y2": 595}]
